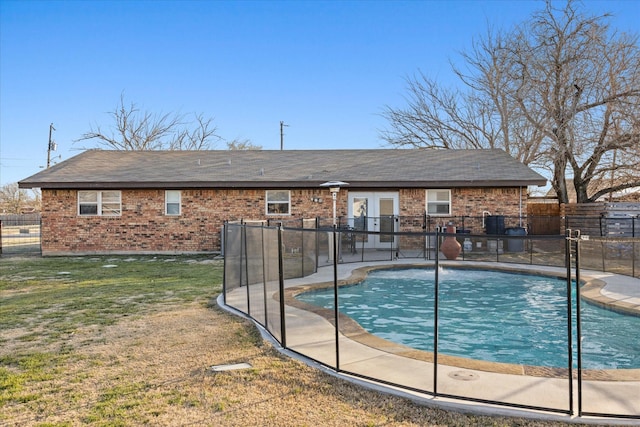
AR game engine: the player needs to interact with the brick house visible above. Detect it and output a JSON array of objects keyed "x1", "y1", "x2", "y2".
[{"x1": 18, "y1": 149, "x2": 546, "y2": 256}]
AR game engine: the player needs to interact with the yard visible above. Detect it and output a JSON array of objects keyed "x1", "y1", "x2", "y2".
[{"x1": 0, "y1": 255, "x2": 589, "y2": 426}]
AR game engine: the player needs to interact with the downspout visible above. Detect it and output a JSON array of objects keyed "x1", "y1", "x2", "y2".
[{"x1": 519, "y1": 186, "x2": 523, "y2": 227}]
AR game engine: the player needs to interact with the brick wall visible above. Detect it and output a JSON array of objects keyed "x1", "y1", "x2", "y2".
[
  {"x1": 396, "y1": 187, "x2": 526, "y2": 249},
  {"x1": 41, "y1": 186, "x2": 528, "y2": 255},
  {"x1": 451, "y1": 187, "x2": 524, "y2": 232}
]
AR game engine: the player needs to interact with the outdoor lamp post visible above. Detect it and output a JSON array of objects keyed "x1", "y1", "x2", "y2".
[{"x1": 320, "y1": 181, "x2": 349, "y2": 228}]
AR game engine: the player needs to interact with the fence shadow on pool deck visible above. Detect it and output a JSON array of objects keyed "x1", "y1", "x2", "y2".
[{"x1": 222, "y1": 221, "x2": 640, "y2": 421}]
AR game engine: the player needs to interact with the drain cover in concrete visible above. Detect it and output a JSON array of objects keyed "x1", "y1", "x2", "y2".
[{"x1": 448, "y1": 370, "x2": 479, "y2": 381}]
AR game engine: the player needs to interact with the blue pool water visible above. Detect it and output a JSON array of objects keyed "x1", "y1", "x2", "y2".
[{"x1": 295, "y1": 268, "x2": 640, "y2": 369}]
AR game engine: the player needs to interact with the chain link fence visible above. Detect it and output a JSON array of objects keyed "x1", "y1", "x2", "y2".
[{"x1": 0, "y1": 214, "x2": 41, "y2": 256}]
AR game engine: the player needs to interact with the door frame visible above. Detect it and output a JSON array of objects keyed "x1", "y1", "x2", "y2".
[{"x1": 347, "y1": 191, "x2": 399, "y2": 249}]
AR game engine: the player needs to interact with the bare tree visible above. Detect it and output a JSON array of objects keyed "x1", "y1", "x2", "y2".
[
  {"x1": 226, "y1": 138, "x2": 262, "y2": 150},
  {"x1": 381, "y1": 0, "x2": 640, "y2": 203},
  {"x1": 76, "y1": 94, "x2": 221, "y2": 151},
  {"x1": 0, "y1": 183, "x2": 33, "y2": 214},
  {"x1": 31, "y1": 188, "x2": 42, "y2": 212},
  {"x1": 169, "y1": 113, "x2": 220, "y2": 150},
  {"x1": 379, "y1": 74, "x2": 501, "y2": 150}
]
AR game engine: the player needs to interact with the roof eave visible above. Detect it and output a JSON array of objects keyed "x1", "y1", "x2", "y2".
[{"x1": 19, "y1": 179, "x2": 547, "y2": 190}]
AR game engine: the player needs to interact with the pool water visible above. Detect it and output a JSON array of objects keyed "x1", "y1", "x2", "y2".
[{"x1": 295, "y1": 268, "x2": 640, "y2": 369}]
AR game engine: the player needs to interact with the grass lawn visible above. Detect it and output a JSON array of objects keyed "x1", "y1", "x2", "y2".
[
  {"x1": 1, "y1": 255, "x2": 587, "y2": 426},
  {"x1": 1, "y1": 255, "x2": 223, "y2": 425},
  {"x1": 0, "y1": 255, "x2": 220, "y2": 342}
]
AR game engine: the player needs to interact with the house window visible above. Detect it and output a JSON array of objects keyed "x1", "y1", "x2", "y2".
[
  {"x1": 426, "y1": 189, "x2": 451, "y2": 215},
  {"x1": 78, "y1": 191, "x2": 121, "y2": 216},
  {"x1": 266, "y1": 190, "x2": 290, "y2": 215},
  {"x1": 165, "y1": 190, "x2": 181, "y2": 215}
]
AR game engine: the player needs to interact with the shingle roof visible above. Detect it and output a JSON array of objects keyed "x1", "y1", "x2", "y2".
[{"x1": 18, "y1": 149, "x2": 547, "y2": 189}]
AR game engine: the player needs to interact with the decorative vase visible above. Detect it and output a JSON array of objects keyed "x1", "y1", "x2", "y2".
[{"x1": 441, "y1": 226, "x2": 462, "y2": 260}]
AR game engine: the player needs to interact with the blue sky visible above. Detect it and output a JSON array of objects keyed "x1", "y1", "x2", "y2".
[{"x1": 1, "y1": 0, "x2": 638, "y2": 187}]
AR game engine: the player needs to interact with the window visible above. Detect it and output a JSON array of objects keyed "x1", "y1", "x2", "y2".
[
  {"x1": 165, "y1": 190, "x2": 181, "y2": 215},
  {"x1": 78, "y1": 191, "x2": 121, "y2": 216},
  {"x1": 266, "y1": 190, "x2": 290, "y2": 215},
  {"x1": 426, "y1": 189, "x2": 451, "y2": 215}
]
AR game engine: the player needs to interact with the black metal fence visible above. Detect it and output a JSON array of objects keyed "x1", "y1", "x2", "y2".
[
  {"x1": 260, "y1": 213, "x2": 639, "y2": 237},
  {"x1": 0, "y1": 214, "x2": 41, "y2": 256},
  {"x1": 226, "y1": 216, "x2": 639, "y2": 278},
  {"x1": 222, "y1": 221, "x2": 640, "y2": 421}
]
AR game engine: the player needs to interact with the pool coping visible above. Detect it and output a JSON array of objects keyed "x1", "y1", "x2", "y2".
[{"x1": 282, "y1": 262, "x2": 640, "y2": 382}]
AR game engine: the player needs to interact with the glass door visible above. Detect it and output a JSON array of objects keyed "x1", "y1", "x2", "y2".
[
  {"x1": 378, "y1": 198, "x2": 395, "y2": 244},
  {"x1": 348, "y1": 192, "x2": 399, "y2": 249}
]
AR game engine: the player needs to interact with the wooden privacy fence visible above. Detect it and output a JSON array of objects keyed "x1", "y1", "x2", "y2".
[
  {"x1": 562, "y1": 202, "x2": 640, "y2": 237},
  {"x1": 527, "y1": 201, "x2": 561, "y2": 234}
]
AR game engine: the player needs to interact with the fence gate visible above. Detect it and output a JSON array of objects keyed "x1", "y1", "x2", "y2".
[{"x1": 527, "y1": 202, "x2": 561, "y2": 234}]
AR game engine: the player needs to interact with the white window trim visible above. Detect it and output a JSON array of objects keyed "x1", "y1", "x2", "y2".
[
  {"x1": 426, "y1": 189, "x2": 451, "y2": 216},
  {"x1": 78, "y1": 190, "x2": 122, "y2": 216},
  {"x1": 165, "y1": 190, "x2": 181, "y2": 216},
  {"x1": 265, "y1": 190, "x2": 291, "y2": 216}
]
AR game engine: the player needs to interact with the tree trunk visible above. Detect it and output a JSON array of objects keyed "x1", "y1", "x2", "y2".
[{"x1": 552, "y1": 156, "x2": 569, "y2": 204}]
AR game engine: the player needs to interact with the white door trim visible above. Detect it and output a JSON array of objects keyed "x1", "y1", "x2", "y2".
[{"x1": 347, "y1": 192, "x2": 399, "y2": 249}]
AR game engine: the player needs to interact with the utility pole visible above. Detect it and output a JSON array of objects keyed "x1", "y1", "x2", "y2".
[
  {"x1": 280, "y1": 121, "x2": 289, "y2": 150},
  {"x1": 47, "y1": 123, "x2": 57, "y2": 168}
]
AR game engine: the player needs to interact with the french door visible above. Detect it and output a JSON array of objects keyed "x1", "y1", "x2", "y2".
[{"x1": 347, "y1": 192, "x2": 399, "y2": 249}]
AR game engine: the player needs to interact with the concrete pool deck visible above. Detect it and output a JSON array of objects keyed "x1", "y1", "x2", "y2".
[{"x1": 220, "y1": 260, "x2": 640, "y2": 424}]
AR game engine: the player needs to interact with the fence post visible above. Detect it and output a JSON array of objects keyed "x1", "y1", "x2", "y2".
[
  {"x1": 632, "y1": 216, "x2": 637, "y2": 278},
  {"x1": 261, "y1": 226, "x2": 268, "y2": 331},
  {"x1": 243, "y1": 223, "x2": 251, "y2": 315},
  {"x1": 277, "y1": 225, "x2": 287, "y2": 348},
  {"x1": 599, "y1": 214, "x2": 604, "y2": 237},
  {"x1": 574, "y1": 230, "x2": 583, "y2": 416},
  {"x1": 332, "y1": 226, "x2": 340, "y2": 371},
  {"x1": 422, "y1": 213, "x2": 427, "y2": 260},
  {"x1": 300, "y1": 219, "x2": 305, "y2": 278},
  {"x1": 222, "y1": 221, "x2": 227, "y2": 304},
  {"x1": 565, "y1": 228, "x2": 574, "y2": 415},
  {"x1": 433, "y1": 227, "x2": 440, "y2": 396},
  {"x1": 315, "y1": 217, "x2": 320, "y2": 270}
]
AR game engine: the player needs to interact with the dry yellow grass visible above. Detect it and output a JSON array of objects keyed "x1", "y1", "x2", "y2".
[
  {"x1": 2, "y1": 301, "x2": 594, "y2": 426},
  {"x1": 0, "y1": 256, "x2": 594, "y2": 426}
]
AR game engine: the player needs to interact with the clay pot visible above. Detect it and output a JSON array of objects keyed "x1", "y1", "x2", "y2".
[{"x1": 441, "y1": 226, "x2": 462, "y2": 260}]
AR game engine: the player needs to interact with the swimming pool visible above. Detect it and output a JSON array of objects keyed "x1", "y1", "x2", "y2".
[{"x1": 295, "y1": 267, "x2": 640, "y2": 369}]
